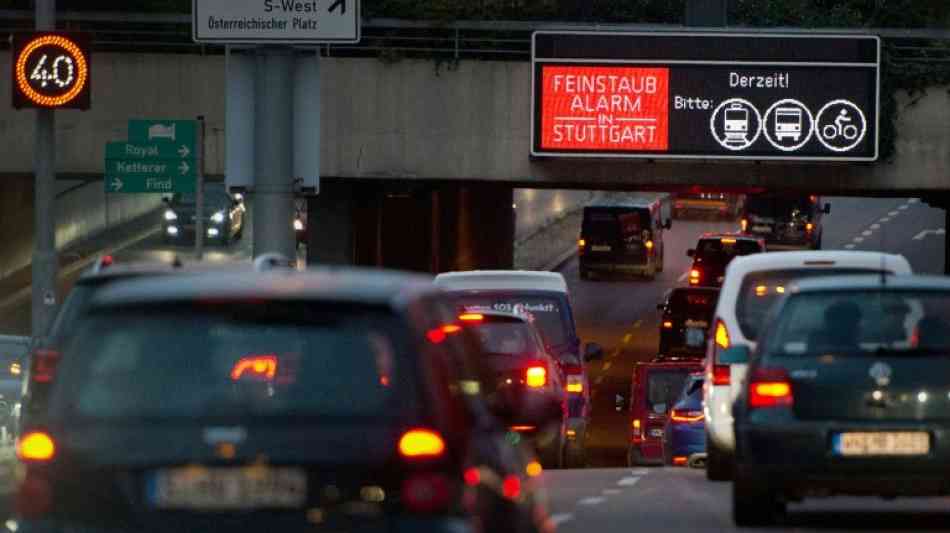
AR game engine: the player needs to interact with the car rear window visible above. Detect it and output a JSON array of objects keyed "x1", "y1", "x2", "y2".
[
  {"x1": 669, "y1": 290, "x2": 718, "y2": 317},
  {"x1": 469, "y1": 322, "x2": 541, "y2": 357},
  {"x1": 695, "y1": 239, "x2": 761, "y2": 262},
  {"x1": 643, "y1": 369, "x2": 693, "y2": 415},
  {"x1": 54, "y1": 303, "x2": 417, "y2": 420},
  {"x1": 583, "y1": 208, "x2": 651, "y2": 241},
  {"x1": 453, "y1": 295, "x2": 569, "y2": 348},
  {"x1": 745, "y1": 195, "x2": 813, "y2": 219},
  {"x1": 735, "y1": 269, "x2": 890, "y2": 340}
]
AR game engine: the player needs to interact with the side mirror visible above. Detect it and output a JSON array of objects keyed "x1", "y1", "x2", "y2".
[
  {"x1": 823, "y1": 203, "x2": 831, "y2": 214},
  {"x1": 664, "y1": 219, "x2": 672, "y2": 230},
  {"x1": 583, "y1": 342, "x2": 604, "y2": 362},
  {"x1": 615, "y1": 394, "x2": 628, "y2": 412},
  {"x1": 686, "y1": 249, "x2": 695, "y2": 257},
  {"x1": 719, "y1": 345, "x2": 750, "y2": 365}
]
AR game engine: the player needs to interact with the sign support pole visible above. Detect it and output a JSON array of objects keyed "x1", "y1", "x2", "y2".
[
  {"x1": 32, "y1": 0, "x2": 58, "y2": 337},
  {"x1": 195, "y1": 116, "x2": 205, "y2": 260},
  {"x1": 252, "y1": 46, "x2": 297, "y2": 261}
]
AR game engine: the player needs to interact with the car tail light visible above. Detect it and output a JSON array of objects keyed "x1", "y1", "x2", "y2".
[
  {"x1": 463, "y1": 467, "x2": 480, "y2": 487},
  {"x1": 15, "y1": 470, "x2": 53, "y2": 518},
  {"x1": 399, "y1": 429, "x2": 446, "y2": 458},
  {"x1": 749, "y1": 368, "x2": 794, "y2": 409},
  {"x1": 230, "y1": 355, "x2": 278, "y2": 381},
  {"x1": 402, "y1": 473, "x2": 451, "y2": 513},
  {"x1": 670, "y1": 409, "x2": 704, "y2": 423},
  {"x1": 426, "y1": 328, "x2": 447, "y2": 344},
  {"x1": 441, "y1": 324, "x2": 461, "y2": 335},
  {"x1": 740, "y1": 218, "x2": 748, "y2": 232},
  {"x1": 17, "y1": 431, "x2": 55, "y2": 462},
  {"x1": 631, "y1": 418, "x2": 642, "y2": 438},
  {"x1": 662, "y1": 320, "x2": 673, "y2": 329},
  {"x1": 458, "y1": 313, "x2": 484, "y2": 322},
  {"x1": 525, "y1": 366, "x2": 547, "y2": 388},
  {"x1": 806, "y1": 222, "x2": 814, "y2": 232},
  {"x1": 31, "y1": 348, "x2": 61, "y2": 384},
  {"x1": 502, "y1": 475, "x2": 521, "y2": 500},
  {"x1": 714, "y1": 320, "x2": 730, "y2": 349},
  {"x1": 712, "y1": 365, "x2": 730, "y2": 386},
  {"x1": 689, "y1": 269, "x2": 701, "y2": 285},
  {"x1": 577, "y1": 238, "x2": 586, "y2": 248},
  {"x1": 672, "y1": 456, "x2": 688, "y2": 466},
  {"x1": 565, "y1": 374, "x2": 583, "y2": 393},
  {"x1": 645, "y1": 240, "x2": 654, "y2": 252}
]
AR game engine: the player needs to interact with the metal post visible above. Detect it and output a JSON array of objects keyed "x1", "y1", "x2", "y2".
[
  {"x1": 195, "y1": 116, "x2": 206, "y2": 260},
  {"x1": 252, "y1": 47, "x2": 296, "y2": 259},
  {"x1": 32, "y1": 0, "x2": 57, "y2": 337}
]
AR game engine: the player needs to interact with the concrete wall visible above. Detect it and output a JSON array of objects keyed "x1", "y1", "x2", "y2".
[{"x1": 0, "y1": 52, "x2": 948, "y2": 193}]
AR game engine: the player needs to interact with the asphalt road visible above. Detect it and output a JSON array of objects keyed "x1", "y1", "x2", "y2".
[{"x1": 545, "y1": 196, "x2": 948, "y2": 530}]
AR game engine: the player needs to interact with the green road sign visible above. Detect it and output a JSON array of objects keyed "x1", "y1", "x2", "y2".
[
  {"x1": 105, "y1": 141, "x2": 195, "y2": 160},
  {"x1": 128, "y1": 119, "x2": 197, "y2": 150},
  {"x1": 105, "y1": 174, "x2": 196, "y2": 194}
]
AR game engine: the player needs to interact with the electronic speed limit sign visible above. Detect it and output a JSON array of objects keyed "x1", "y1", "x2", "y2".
[{"x1": 12, "y1": 33, "x2": 91, "y2": 110}]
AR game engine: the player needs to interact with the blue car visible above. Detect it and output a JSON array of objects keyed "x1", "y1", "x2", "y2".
[{"x1": 663, "y1": 372, "x2": 706, "y2": 466}]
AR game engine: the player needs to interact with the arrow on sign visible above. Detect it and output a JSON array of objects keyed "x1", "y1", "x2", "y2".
[
  {"x1": 179, "y1": 161, "x2": 190, "y2": 175},
  {"x1": 111, "y1": 177, "x2": 124, "y2": 191},
  {"x1": 328, "y1": 0, "x2": 346, "y2": 14},
  {"x1": 178, "y1": 145, "x2": 191, "y2": 158}
]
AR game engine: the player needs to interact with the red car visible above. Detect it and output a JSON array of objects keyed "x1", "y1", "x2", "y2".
[{"x1": 626, "y1": 360, "x2": 703, "y2": 466}]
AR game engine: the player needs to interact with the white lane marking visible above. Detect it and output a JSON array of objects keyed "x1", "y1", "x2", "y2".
[
  {"x1": 550, "y1": 513, "x2": 574, "y2": 527},
  {"x1": 601, "y1": 361, "x2": 612, "y2": 372},
  {"x1": 602, "y1": 489, "x2": 621, "y2": 495},
  {"x1": 617, "y1": 476, "x2": 641, "y2": 487},
  {"x1": 853, "y1": 236, "x2": 865, "y2": 243},
  {"x1": 861, "y1": 230, "x2": 873, "y2": 236},
  {"x1": 879, "y1": 217, "x2": 890, "y2": 223},
  {"x1": 888, "y1": 210, "x2": 900, "y2": 216},
  {"x1": 633, "y1": 320, "x2": 643, "y2": 328},
  {"x1": 630, "y1": 468, "x2": 650, "y2": 476},
  {"x1": 909, "y1": 198, "x2": 920, "y2": 204},
  {"x1": 870, "y1": 223, "x2": 880, "y2": 230},
  {"x1": 677, "y1": 271, "x2": 689, "y2": 282},
  {"x1": 578, "y1": 497, "x2": 606, "y2": 506},
  {"x1": 899, "y1": 205, "x2": 909, "y2": 210},
  {"x1": 914, "y1": 228, "x2": 947, "y2": 240},
  {"x1": 622, "y1": 333, "x2": 632, "y2": 344},
  {"x1": 844, "y1": 244, "x2": 856, "y2": 249}
]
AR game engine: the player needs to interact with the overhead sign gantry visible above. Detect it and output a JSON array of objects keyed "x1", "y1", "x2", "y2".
[{"x1": 531, "y1": 31, "x2": 880, "y2": 161}]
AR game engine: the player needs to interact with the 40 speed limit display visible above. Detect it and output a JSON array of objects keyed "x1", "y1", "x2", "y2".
[{"x1": 12, "y1": 32, "x2": 91, "y2": 110}]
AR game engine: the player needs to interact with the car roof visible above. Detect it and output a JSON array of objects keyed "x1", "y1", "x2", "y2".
[
  {"x1": 636, "y1": 360, "x2": 704, "y2": 371},
  {"x1": 585, "y1": 198, "x2": 659, "y2": 209},
  {"x1": 88, "y1": 267, "x2": 437, "y2": 310},
  {"x1": 790, "y1": 274, "x2": 950, "y2": 294},
  {"x1": 698, "y1": 233, "x2": 759, "y2": 241},
  {"x1": 434, "y1": 270, "x2": 568, "y2": 294},
  {"x1": 724, "y1": 250, "x2": 912, "y2": 276}
]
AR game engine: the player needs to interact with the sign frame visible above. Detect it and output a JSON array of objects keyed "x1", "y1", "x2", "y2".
[
  {"x1": 192, "y1": 0, "x2": 361, "y2": 44},
  {"x1": 530, "y1": 31, "x2": 881, "y2": 162},
  {"x1": 11, "y1": 32, "x2": 91, "y2": 110}
]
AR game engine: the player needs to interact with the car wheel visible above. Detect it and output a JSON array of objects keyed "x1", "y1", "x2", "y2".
[
  {"x1": 733, "y1": 469, "x2": 784, "y2": 527},
  {"x1": 706, "y1": 433, "x2": 733, "y2": 481},
  {"x1": 563, "y1": 443, "x2": 586, "y2": 469},
  {"x1": 663, "y1": 435, "x2": 673, "y2": 466},
  {"x1": 539, "y1": 435, "x2": 564, "y2": 470}
]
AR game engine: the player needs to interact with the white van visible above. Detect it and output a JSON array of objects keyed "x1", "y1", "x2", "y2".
[{"x1": 703, "y1": 251, "x2": 912, "y2": 480}]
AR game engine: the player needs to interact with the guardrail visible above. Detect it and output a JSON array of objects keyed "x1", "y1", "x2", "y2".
[{"x1": 0, "y1": 10, "x2": 949, "y2": 63}]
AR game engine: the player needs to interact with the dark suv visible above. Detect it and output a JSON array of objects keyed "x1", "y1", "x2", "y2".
[
  {"x1": 741, "y1": 193, "x2": 829, "y2": 250},
  {"x1": 15, "y1": 267, "x2": 558, "y2": 533}
]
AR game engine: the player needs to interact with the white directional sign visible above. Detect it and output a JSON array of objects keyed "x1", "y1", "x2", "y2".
[{"x1": 193, "y1": 0, "x2": 360, "y2": 44}]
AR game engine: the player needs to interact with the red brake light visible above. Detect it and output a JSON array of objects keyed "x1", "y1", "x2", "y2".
[
  {"x1": 712, "y1": 364, "x2": 730, "y2": 386},
  {"x1": 402, "y1": 473, "x2": 451, "y2": 513},
  {"x1": 426, "y1": 328, "x2": 447, "y2": 344},
  {"x1": 502, "y1": 475, "x2": 522, "y2": 500},
  {"x1": 30, "y1": 348, "x2": 61, "y2": 384},
  {"x1": 526, "y1": 366, "x2": 547, "y2": 388},
  {"x1": 230, "y1": 355, "x2": 277, "y2": 381},
  {"x1": 749, "y1": 368, "x2": 794, "y2": 409},
  {"x1": 670, "y1": 409, "x2": 704, "y2": 423},
  {"x1": 399, "y1": 429, "x2": 446, "y2": 458},
  {"x1": 463, "y1": 467, "x2": 480, "y2": 487}
]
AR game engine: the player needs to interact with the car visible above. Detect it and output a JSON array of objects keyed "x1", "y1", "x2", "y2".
[
  {"x1": 624, "y1": 360, "x2": 702, "y2": 466},
  {"x1": 730, "y1": 274, "x2": 950, "y2": 526},
  {"x1": 14, "y1": 267, "x2": 559, "y2": 533},
  {"x1": 740, "y1": 192, "x2": 829, "y2": 250},
  {"x1": 0, "y1": 334, "x2": 28, "y2": 441},
  {"x1": 434, "y1": 270, "x2": 603, "y2": 468},
  {"x1": 663, "y1": 372, "x2": 706, "y2": 467},
  {"x1": 703, "y1": 250, "x2": 913, "y2": 481},
  {"x1": 656, "y1": 287, "x2": 720, "y2": 360},
  {"x1": 453, "y1": 311, "x2": 568, "y2": 469},
  {"x1": 687, "y1": 234, "x2": 765, "y2": 288},
  {"x1": 671, "y1": 191, "x2": 742, "y2": 220},
  {"x1": 162, "y1": 182, "x2": 245, "y2": 245},
  {"x1": 578, "y1": 198, "x2": 671, "y2": 280}
]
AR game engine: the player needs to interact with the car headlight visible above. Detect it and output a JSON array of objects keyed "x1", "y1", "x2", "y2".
[
  {"x1": 294, "y1": 219, "x2": 304, "y2": 231},
  {"x1": 164, "y1": 209, "x2": 178, "y2": 221},
  {"x1": 9, "y1": 362, "x2": 20, "y2": 376},
  {"x1": 211, "y1": 211, "x2": 226, "y2": 224}
]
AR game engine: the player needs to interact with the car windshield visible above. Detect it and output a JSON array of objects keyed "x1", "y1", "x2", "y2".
[
  {"x1": 645, "y1": 369, "x2": 692, "y2": 414},
  {"x1": 54, "y1": 304, "x2": 415, "y2": 420},
  {"x1": 452, "y1": 295, "x2": 569, "y2": 348},
  {"x1": 736, "y1": 269, "x2": 890, "y2": 340},
  {"x1": 175, "y1": 185, "x2": 231, "y2": 207},
  {"x1": 470, "y1": 322, "x2": 541, "y2": 357},
  {"x1": 695, "y1": 239, "x2": 761, "y2": 264},
  {"x1": 761, "y1": 290, "x2": 950, "y2": 357},
  {"x1": 745, "y1": 195, "x2": 814, "y2": 219}
]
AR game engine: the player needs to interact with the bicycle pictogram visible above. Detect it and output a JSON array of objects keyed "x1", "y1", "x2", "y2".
[{"x1": 815, "y1": 99, "x2": 867, "y2": 153}]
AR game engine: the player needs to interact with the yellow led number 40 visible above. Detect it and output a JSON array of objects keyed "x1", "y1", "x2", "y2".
[{"x1": 12, "y1": 33, "x2": 91, "y2": 110}]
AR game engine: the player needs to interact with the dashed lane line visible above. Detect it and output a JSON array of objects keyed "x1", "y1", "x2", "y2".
[
  {"x1": 870, "y1": 223, "x2": 880, "y2": 230},
  {"x1": 577, "y1": 497, "x2": 606, "y2": 506},
  {"x1": 879, "y1": 217, "x2": 890, "y2": 223},
  {"x1": 550, "y1": 513, "x2": 574, "y2": 527},
  {"x1": 899, "y1": 205, "x2": 909, "y2": 210},
  {"x1": 909, "y1": 198, "x2": 920, "y2": 204},
  {"x1": 889, "y1": 210, "x2": 900, "y2": 216},
  {"x1": 845, "y1": 244, "x2": 856, "y2": 249},
  {"x1": 622, "y1": 333, "x2": 632, "y2": 344},
  {"x1": 630, "y1": 468, "x2": 650, "y2": 476},
  {"x1": 632, "y1": 320, "x2": 643, "y2": 328},
  {"x1": 861, "y1": 230, "x2": 873, "y2": 236},
  {"x1": 602, "y1": 489, "x2": 621, "y2": 496},
  {"x1": 853, "y1": 236, "x2": 865, "y2": 243},
  {"x1": 617, "y1": 476, "x2": 641, "y2": 487},
  {"x1": 601, "y1": 361, "x2": 612, "y2": 372}
]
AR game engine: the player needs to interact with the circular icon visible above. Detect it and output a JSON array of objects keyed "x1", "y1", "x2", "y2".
[
  {"x1": 710, "y1": 98, "x2": 763, "y2": 151},
  {"x1": 814, "y1": 99, "x2": 867, "y2": 153},
  {"x1": 762, "y1": 99, "x2": 815, "y2": 152},
  {"x1": 14, "y1": 34, "x2": 89, "y2": 108}
]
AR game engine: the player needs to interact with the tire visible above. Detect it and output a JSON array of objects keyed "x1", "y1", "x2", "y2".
[
  {"x1": 538, "y1": 435, "x2": 564, "y2": 470},
  {"x1": 563, "y1": 443, "x2": 587, "y2": 469},
  {"x1": 663, "y1": 433, "x2": 673, "y2": 466},
  {"x1": 706, "y1": 433, "x2": 733, "y2": 481},
  {"x1": 733, "y1": 469, "x2": 784, "y2": 527}
]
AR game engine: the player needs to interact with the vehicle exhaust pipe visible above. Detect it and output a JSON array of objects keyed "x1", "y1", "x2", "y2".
[{"x1": 688, "y1": 453, "x2": 707, "y2": 469}]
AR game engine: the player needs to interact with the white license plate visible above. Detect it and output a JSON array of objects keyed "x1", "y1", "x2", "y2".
[
  {"x1": 833, "y1": 432, "x2": 930, "y2": 457},
  {"x1": 150, "y1": 466, "x2": 307, "y2": 509},
  {"x1": 685, "y1": 328, "x2": 706, "y2": 347},
  {"x1": 751, "y1": 225, "x2": 771, "y2": 233},
  {"x1": 591, "y1": 245, "x2": 612, "y2": 252}
]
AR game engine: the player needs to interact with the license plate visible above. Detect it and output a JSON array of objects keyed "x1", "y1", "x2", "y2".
[
  {"x1": 832, "y1": 432, "x2": 930, "y2": 457},
  {"x1": 685, "y1": 328, "x2": 706, "y2": 347},
  {"x1": 149, "y1": 466, "x2": 307, "y2": 509},
  {"x1": 751, "y1": 225, "x2": 771, "y2": 233},
  {"x1": 591, "y1": 245, "x2": 612, "y2": 252},
  {"x1": 649, "y1": 428, "x2": 664, "y2": 438}
]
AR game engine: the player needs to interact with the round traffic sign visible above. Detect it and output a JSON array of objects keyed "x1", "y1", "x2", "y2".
[{"x1": 13, "y1": 33, "x2": 90, "y2": 109}]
